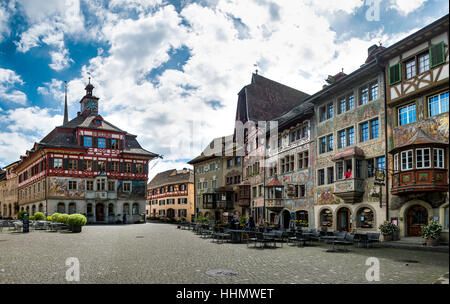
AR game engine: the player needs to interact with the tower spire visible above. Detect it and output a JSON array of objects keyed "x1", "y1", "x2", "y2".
[{"x1": 63, "y1": 81, "x2": 68, "y2": 125}]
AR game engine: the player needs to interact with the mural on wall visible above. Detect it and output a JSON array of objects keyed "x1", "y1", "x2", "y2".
[
  {"x1": 317, "y1": 187, "x2": 341, "y2": 205},
  {"x1": 49, "y1": 178, "x2": 85, "y2": 197},
  {"x1": 393, "y1": 114, "x2": 449, "y2": 147},
  {"x1": 117, "y1": 180, "x2": 146, "y2": 198}
]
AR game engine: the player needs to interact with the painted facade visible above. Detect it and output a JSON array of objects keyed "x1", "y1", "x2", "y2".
[
  {"x1": 12, "y1": 82, "x2": 158, "y2": 224},
  {"x1": 188, "y1": 135, "x2": 245, "y2": 222},
  {"x1": 0, "y1": 162, "x2": 19, "y2": 219},
  {"x1": 378, "y1": 15, "x2": 449, "y2": 241},
  {"x1": 146, "y1": 169, "x2": 195, "y2": 221},
  {"x1": 311, "y1": 48, "x2": 387, "y2": 233}
]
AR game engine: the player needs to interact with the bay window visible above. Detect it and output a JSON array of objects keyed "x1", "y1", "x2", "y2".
[
  {"x1": 416, "y1": 148, "x2": 431, "y2": 168},
  {"x1": 433, "y1": 148, "x2": 444, "y2": 168},
  {"x1": 401, "y1": 150, "x2": 413, "y2": 171}
]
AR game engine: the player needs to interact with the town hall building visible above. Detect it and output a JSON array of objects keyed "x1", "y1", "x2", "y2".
[{"x1": 13, "y1": 80, "x2": 158, "y2": 223}]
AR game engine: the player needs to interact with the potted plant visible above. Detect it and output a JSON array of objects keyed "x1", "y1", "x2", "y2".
[
  {"x1": 420, "y1": 220, "x2": 442, "y2": 246},
  {"x1": 378, "y1": 221, "x2": 400, "y2": 242},
  {"x1": 67, "y1": 214, "x2": 87, "y2": 233}
]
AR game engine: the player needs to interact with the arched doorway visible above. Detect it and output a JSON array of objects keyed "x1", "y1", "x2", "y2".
[
  {"x1": 282, "y1": 210, "x2": 291, "y2": 229},
  {"x1": 295, "y1": 210, "x2": 309, "y2": 228},
  {"x1": 337, "y1": 207, "x2": 351, "y2": 232},
  {"x1": 96, "y1": 203, "x2": 105, "y2": 222},
  {"x1": 407, "y1": 205, "x2": 428, "y2": 236},
  {"x1": 167, "y1": 208, "x2": 175, "y2": 218}
]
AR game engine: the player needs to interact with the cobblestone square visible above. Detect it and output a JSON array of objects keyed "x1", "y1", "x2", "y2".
[{"x1": 0, "y1": 223, "x2": 448, "y2": 284}]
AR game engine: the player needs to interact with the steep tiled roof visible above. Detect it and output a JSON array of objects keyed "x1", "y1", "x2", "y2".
[
  {"x1": 239, "y1": 74, "x2": 310, "y2": 122},
  {"x1": 188, "y1": 135, "x2": 234, "y2": 165},
  {"x1": 148, "y1": 169, "x2": 194, "y2": 188}
]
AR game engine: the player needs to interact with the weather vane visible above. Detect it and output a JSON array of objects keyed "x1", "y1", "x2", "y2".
[{"x1": 254, "y1": 63, "x2": 258, "y2": 75}]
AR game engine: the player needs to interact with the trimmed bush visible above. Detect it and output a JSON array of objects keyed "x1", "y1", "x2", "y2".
[
  {"x1": 17, "y1": 210, "x2": 27, "y2": 220},
  {"x1": 46, "y1": 216, "x2": 52, "y2": 221},
  {"x1": 29, "y1": 216, "x2": 35, "y2": 220},
  {"x1": 67, "y1": 214, "x2": 87, "y2": 227},
  {"x1": 51, "y1": 213, "x2": 61, "y2": 222},
  {"x1": 34, "y1": 212, "x2": 45, "y2": 221},
  {"x1": 58, "y1": 214, "x2": 69, "y2": 224}
]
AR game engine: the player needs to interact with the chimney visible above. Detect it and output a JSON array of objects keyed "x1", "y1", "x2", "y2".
[{"x1": 368, "y1": 44, "x2": 378, "y2": 56}]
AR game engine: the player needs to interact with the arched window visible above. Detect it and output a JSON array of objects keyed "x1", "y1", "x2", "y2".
[
  {"x1": 132, "y1": 203, "x2": 139, "y2": 215},
  {"x1": 357, "y1": 207, "x2": 374, "y2": 228},
  {"x1": 295, "y1": 210, "x2": 309, "y2": 227},
  {"x1": 26, "y1": 206, "x2": 30, "y2": 214},
  {"x1": 31, "y1": 205, "x2": 36, "y2": 215},
  {"x1": 68, "y1": 203, "x2": 76, "y2": 214},
  {"x1": 123, "y1": 203, "x2": 130, "y2": 215},
  {"x1": 320, "y1": 209, "x2": 333, "y2": 227},
  {"x1": 108, "y1": 203, "x2": 114, "y2": 216},
  {"x1": 87, "y1": 203, "x2": 93, "y2": 216},
  {"x1": 57, "y1": 203, "x2": 65, "y2": 213},
  {"x1": 38, "y1": 203, "x2": 43, "y2": 213}
]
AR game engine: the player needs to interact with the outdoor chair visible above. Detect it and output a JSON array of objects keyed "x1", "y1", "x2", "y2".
[
  {"x1": 257, "y1": 232, "x2": 275, "y2": 248},
  {"x1": 246, "y1": 231, "x2": 258, "y2": 248},
  {"x1": 366, "y1": 233, "x2": 381, "y2": 248},
  {"x1": 333, "y1": 233, "x2": 354, "y2": 251}
]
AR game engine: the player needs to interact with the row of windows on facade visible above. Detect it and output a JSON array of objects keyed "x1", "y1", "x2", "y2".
[
  {"x1": 319, "y1": 118, "x2": 379, "y2": 154},
  {"x1": 22, "y1": 202, "x2": 141, "y2": 216},
  {"x1": 226, "y1": 175, "x2": 241, "y2": 185},
  {"x1": 317, "y1": 157, "x2": 386, "y2": 186},
  {"x1": 50, "y1": 158, "x2": 145, "y2": 174},
  {"x1": 197, "y1": 162, "x2": 219, "y2": 174},
  {"x1": 393, "y1": 148, "x2": 446, "y2": 171},
  {"x1": 155, "y1": 209, "x2": 188, "y2": 217},
  {"x1": 397, "y1": 91, "x2": 448, "y2": 126},
  {"x1": 226, "y1": 157, "x2": 242, "y2": 168},
  {"x1": 319, "y1": 81, "x2": 379, "y2": 123},
  {"x1": 245, "y1": 151, "x2": 310, "y2": 178},
  {"x1": 197, "y1": 180, "x2": 217, "y2": 190},
  {"x1": 150, "y1": 184, "x2": 187, "y2": 195},
  {"x1": 18, "y1": 179, "x2": 134, "y2": 200},
  {"x1": 150, "y1": 198, "x2": 189, "y2": 205},
  {"x1": 84, "y1": 202, "x2": 140, "y2": 216},
  {"x1": 82, "y1": 136, "x2": 120, "y2": 149},
  {"x1": 319, "y1": 207, "x2": 375, "y2": 229},
  {"x1": 388, "y1": 41, "x2": 446, "y2": 85},
  {"x1": 250, "y1": 184, "x2": 306, "y2": 199}
]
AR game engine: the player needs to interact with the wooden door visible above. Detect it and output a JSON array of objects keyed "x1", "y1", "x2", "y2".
[
  {"x1": 407, "y1": 205, "x2": 428, "y2": 236},
  {"x1": 96, "y1": 203, "x2": 104, "y2": 222},
  {"x1": 337, "y1": 208, "x2": 351, "y2": 232}
]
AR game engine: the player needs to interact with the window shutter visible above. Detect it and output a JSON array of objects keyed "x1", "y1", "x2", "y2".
[
  {"x1": 63, "y1": 158, "x2": 69, "y2": 170},
  {"x1": 93, "y1": 161, "x2": 98, "y2": 172},
  {"x1": 120, "y1": 162, "x2": 126, "y2": 173},
  {"x1": 49, "y1": 158, "x2": 54, "y2": 169},
  {"x1": 106, "y1": 161, "x2": 111, "y2": 172},
  {"x1": 107, "y1": 139, "x2": 111, "y2": 149},
  {"x1": 93, "y1": 137, "x2": 98, "y2": 148},
  {"x1": 430, "y1": 41, "x2": 445, "y2": 68},
  {"x1": 132, "y1": 163, "x2": 137, "y2": 173},
  {"x1": 144, "y1": 163, "x2": 148, "y2": 175},
  {"x1": 388, "y1": 63, "x2": 401, "y2": 85},
  {"x1": 78, "y1": 159, "x2": 83, "y2": 170},
  {"x1": 79, "y1": 136, "x2": 84, "y2": 146}
]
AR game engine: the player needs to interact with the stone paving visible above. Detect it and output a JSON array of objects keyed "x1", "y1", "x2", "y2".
[{"x1": 0, "y1": 223, "x2": 448, "y2": 284}]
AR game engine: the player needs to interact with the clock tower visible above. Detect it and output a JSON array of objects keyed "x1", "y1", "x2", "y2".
[{"x1": 80, "y1": 78, "x2": 99, "y2": 115}]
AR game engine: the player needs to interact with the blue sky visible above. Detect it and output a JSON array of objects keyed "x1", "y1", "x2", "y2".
[{"x1": 0, "y1": 0, "x2": 448, "y2": 178}]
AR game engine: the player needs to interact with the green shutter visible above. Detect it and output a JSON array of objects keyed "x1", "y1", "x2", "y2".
[
  {"x1": 430, "y1": 41, "x2": 445, "y2": 68},
  {"x1": 388, "y1": 63, "x2": 401, "y2": 85}
]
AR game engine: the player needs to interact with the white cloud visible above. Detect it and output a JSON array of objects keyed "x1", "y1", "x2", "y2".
[
  {"x1": 389, "y1": 0, "x2": 427, "y2": 15},
  {"x1": 37, "y1": 79, "x2": 64, "y2": 101},
  {"x1": 0, "y1": 3, "x2": 10, "y2": 42},
  {"x1": 0, "y1": 106, "x2": 62, "y2": 166},
  {"x1": 305, "y1": 0, "x2": 364, "y2": 14},
  {"x1": 14, "y1": 0, "x2": 85, "y2": 70},
  {"x1": 0, "y1": 68, "x2": 27, "y2": 105}
]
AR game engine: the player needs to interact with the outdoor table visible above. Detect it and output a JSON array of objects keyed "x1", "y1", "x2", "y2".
[
  {"x1": 227, "y1": 230, "x2": 245, "y2": 243},
  {"x1": 321, "y1": 236, "x2": 339, "y2": 252},
  {"x1": 262, "y1": 232, "x2": 277, "y2": 248}
]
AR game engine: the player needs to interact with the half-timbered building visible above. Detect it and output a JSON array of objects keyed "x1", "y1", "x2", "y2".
[{"x1": 377, "y1": 14, "x2": 449, "y2": 241}]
